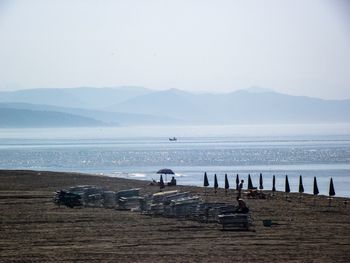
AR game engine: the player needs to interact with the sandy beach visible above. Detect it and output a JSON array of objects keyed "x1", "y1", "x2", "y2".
[{"x1": 1, "y1": 169, "x2": 349, "y2": 262}]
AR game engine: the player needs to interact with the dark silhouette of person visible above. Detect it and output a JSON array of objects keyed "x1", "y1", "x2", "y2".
[
  {"x1": 168, "y1": 176, "x2": 177, "y2": 186},
  {"x1": 236, "y1": 197, "x2": 249, "y2": 214}
]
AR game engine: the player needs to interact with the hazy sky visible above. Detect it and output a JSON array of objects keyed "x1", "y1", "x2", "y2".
[{"x1": 1, "y1": 0, "x2": 350, "y2": 99}]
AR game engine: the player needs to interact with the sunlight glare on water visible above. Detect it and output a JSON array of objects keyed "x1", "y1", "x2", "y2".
[{"x1": 0, "y1": 124, "x2": 349, "y2": 197}]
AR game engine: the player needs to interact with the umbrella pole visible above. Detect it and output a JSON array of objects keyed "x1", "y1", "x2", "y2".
[{"x1": 328, "y1": 197, "x2": 332, "y2": 207}]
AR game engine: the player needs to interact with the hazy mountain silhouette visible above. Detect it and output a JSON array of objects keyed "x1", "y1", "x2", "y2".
[
  {"x1": 0, "y1": 102, "x2": 182, "y2": 126},
  {"x1": 0, "y1": 86, "x2": 152, "y2": 109},
  {"x1": 1, "y1": 87, "x2": 349, "y2": 126},
  {"x1": 0, "y1": 108, "x2": 107, "y2": 127},
  {"x1": 105, "y1": 88, "x2": 203, "y2": 121},
  {"x1": 107, "y1": 87, "x2": 350, "y2": 124}
]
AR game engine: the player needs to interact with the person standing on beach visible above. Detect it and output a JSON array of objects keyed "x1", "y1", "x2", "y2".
[{"x1": 238, "y1": 179, "x2": 244, "y2": 198}]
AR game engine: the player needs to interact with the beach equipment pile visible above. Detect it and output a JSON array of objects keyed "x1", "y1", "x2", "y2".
[
  {"x1": 139, "y1": 190, "x2": 251, "y2": 229},
  {"x1": 53, "y1": 186, "x2": 252, "y2": 230},
  {"x1": 53, "y1": 185, "x2": 141, "y2": 209}
]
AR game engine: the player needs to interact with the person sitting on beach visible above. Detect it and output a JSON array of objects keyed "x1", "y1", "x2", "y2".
[
  {"x1": 168, "y1": 176, "x2": 177, "y2": 186},
  {"x1": 235, "y1": 197, "x2": 249, "y2": 214},
  {"x1": 149, "y1": 179, "x2": 158, "y2": 186}
]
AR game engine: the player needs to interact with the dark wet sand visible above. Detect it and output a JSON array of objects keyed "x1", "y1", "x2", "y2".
[{"x1": 1, "y1": 169, "x2": 349, "y2": 262}]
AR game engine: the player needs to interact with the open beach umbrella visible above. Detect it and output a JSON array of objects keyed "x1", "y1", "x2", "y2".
[
  {"x1": 236, "y1": 174, "x2": 239, "y2": 190},
  {"x1": 313, "y1": 177, "x2": 319, "y2": 196},
  {"x1": 159, "y1": 174, "x2": 165, "y2": 190},
  {"x1": 272, "y1": 175, "x2": 276, "y2": 193},
  {"x1": 157, "y1": 168, "x2": 175, "y2": 175},
  {"x1": 259, "y1": 173, "x2": 263, "y2": 190},
  {"x1": 298, "y1": 175, "x2": 304, "y2": 193},
  {"x1": 285, "y1": 175, "x2": 290, "y2": 195},
  {"x1": 214, "y1": 174, "x2": 218, "y2": 194},
  {"x1": 248, "y1": 174, "x2": 253, "y2": 189},
  {"x1": 157, "y1": 168, "x2": 175, "y2": 183},
  {"x1": 224, "y1": 174, "x2": 229, "y2": 195}
]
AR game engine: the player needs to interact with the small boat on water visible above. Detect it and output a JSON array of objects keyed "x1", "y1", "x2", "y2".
[{"x1": 169, "y1": 137, "x2": 177, "y2": 141}]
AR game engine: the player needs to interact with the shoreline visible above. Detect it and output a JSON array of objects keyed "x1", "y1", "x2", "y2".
[
  {"x1": 1, "y1": 169, "x2": 349, "y2": 262},
  {"x1": 2, "y1": 168, "x2": 350, "y2": 200},
  {"x1": 103, "y1": 171, "x2": 350, "y2": 198},
  {"x1": 11, "y1": 168, "x2": 348, "y2": 198}
]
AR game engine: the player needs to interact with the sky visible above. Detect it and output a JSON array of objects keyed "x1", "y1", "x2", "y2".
[{"x1": 0, "y1": 0, "x2": 350, "y2": 99}]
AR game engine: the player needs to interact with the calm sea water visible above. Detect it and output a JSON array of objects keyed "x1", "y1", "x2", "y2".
[{"x1": 0, "y1": 124, "x2": 349, "y2": 197}]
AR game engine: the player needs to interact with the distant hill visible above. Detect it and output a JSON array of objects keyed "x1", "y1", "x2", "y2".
[
  {"x1": 0, "y1": 108, "x2": 107, "y2": 128},
  {"x1": 0, "y1": 86, "x2": 152, "y2": 109},
  {"x1": 107, "y1": 88, "x2": 350, "y2": 124},
  {"x1": 0, "y1": 103, "x2": 182, "y2": 126},
  {"x1": 0, "y1": 87, "x2": 349, "y2": 126},
  {"x1": 105, "y1": 89, "x2": 203, "y2": 121}
]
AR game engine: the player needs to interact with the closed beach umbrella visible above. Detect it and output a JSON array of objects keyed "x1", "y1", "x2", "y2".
[
  {"x1": 329, "y1": 178, "x2": 335, "y2": 197},
  {"x1": 285, "y1": 175, "x2": 290, "y2": 193},
  {"x1": 272, "y1": 175, "x2": 276, "y2": 192},
  {"x1": 159, "y1": 174, "x2": 165, "y2": 190},
  {"x1": 203, "y1": 172, "x2": 209, "y2": 197},
  {"x1": 329, "y1": 177, "x2": 336, "y2": 207},
  {"x1": 259, "y1": 173, "x2": 263, "y2": 190},
  {"x1": 298, "y1": 175, "x2": 304, "y2": 193},
  {"x1": 203, "y1": 172, "x2": 209, "y2": 187},
  {"x1": 248, "y1": 174, "x2": 253, "y2": 189},
  {"x1": 298, "y1": 175, "x2": 304, "y2": 202},
  {"x1": 313, "y1": 176, "x2": 319, "y2": 206},
  {"x1": 224, "y1": 174, "x2": 229, "y2": 195},
  {"x1": 224, "y1": 174, "x2": 229, "y2": 189},
  {"x1": 214, "y1": 174, "x2": 218, "y2": 193},
  {"x1": 313, "y1": 177, "x2": 319, "y2": 196},
  {"x1": 236, "y1": 174, "x2": 239, "y2": 190},
  {"x1": 225, "y1": 174, "x2": 230, "y2": 194}
]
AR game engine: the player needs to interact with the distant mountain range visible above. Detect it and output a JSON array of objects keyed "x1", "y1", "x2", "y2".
[
  {"x1": 0, "y1": 86, "x2": 151, "y2": 109},
  {"x1": 0, "y1": 86, "x2": 349, "y2": 127},
  {"x1": 0, "y1": 108, "x2": 105, "y2": 128}
]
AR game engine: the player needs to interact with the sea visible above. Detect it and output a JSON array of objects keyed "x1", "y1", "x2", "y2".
[{"x1": 0, "y1": 124, "x2": 349, "y2": 197}]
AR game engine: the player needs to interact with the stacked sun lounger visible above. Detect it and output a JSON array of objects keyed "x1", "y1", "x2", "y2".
[
  {"x1": 54, "y1": 186, "x2": 141, "y2": 209},
  {"x1": 115, "y1": 188, "x2": 142, "y2": 210},
  {"x1": 170, "y1": 196, "x2": 201, "y2": 218},
  {"x1": 217, "y1": 213, "x2": 252, "y2": 230},
  {"x1": 54, "y1": 185, "x2": 107, "y2": 208},
  {"x1": 191, "y1": 202, "x2": 229, "y2": 222},
  {"x1": 54, "y1": 186, "x2": 253, "y2": 231},
  {"x1": 102, "y1": 191, "x2": 116, "y2": 208}
]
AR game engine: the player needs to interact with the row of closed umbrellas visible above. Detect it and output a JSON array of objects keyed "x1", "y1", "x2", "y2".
[{"x1": 203, "y1": 172, "x2": 336, "y2": 197}]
